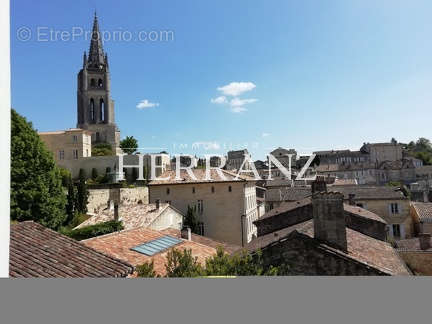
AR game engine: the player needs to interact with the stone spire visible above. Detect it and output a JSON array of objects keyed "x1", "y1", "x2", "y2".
[{"x1": 88, "y1": 12, "x2": 105, "y2": 67}]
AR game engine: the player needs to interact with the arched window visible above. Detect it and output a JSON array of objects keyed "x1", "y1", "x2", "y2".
[
  {"x1": 98, "y1": 79, "x2": 103, "y2": 87},
  {"x1": 90, "y1": 99, "x2": 95, "y2": 122},
  {"x1": 100, "y1": 99, "x2": 105, "y2": 123},
  {"x1": 90, "y1": 79, "x2": 96, "y2": 87}
]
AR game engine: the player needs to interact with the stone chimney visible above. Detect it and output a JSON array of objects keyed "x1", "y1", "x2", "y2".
[
  {"x1": 419, "y1": 233, "x2": 431, "y2": 250},
  {"x1": 114, "y1": 203, "x2": 119, "y2": 221},
  {"x1": 311, "y1": 176, "x2": 327, "y2": 194},
  {"x1": 313, "y1": 192, "x2": 347, "y2": 252},
  {"x1": 181, "y1": 227, "x2": 192, "y2": 241},
  {"x1": 348, "y1": 194, "x2": 356, "y2": 206},
  {"x1": 155, "y1": 199, "x2": 160, "y2": 210}
]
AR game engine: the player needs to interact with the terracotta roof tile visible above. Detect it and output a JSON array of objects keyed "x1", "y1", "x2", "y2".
[
  {"x1": 148, "y1": 169, "x2": 254, "y2": 185},
  {"x1": 412, "y1": 202, "x2": 432, "y2": 223},
  {"x1": 9, "y1": 222, "x2": 134, "y2": 278},
  {"x1": 82, "y1": 227, "x2": 236, "y2": 276}
]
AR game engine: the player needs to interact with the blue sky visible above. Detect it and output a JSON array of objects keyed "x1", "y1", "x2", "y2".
[{"x1": 11, "y1": 0, "x2": 432, "y2": 160}]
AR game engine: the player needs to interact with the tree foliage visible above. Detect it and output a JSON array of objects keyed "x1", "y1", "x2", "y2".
[
  {"x1": 76, "y1": 169, "x2": 89, "y2": 214},
  {"x1": 183, "y1": 205, "x2": 200, "y2": 234},
  {"x1": 405, "y1": 137, "x2": 432, "y2": 165},
  {"x1": 62, "y1": 220, "x2": 123, "y2": 240},
  {"x1": 136, "y1": 260, "x2": 159, "y2": 278},
  {"x1": 92, "y1": 143, "x2": 113, "y2": 156},
  {"x1": 120, "y1": 136, "x2": 138, "y2": 155},
  {"x1": 11, "y1": 109, "x2": 67, "y2": 229},
  {"x1": 137, "y1": 247, "x2": 282, "y2": 278},
  {"x1": 165, "y1": 248, "x2": 204, "y2": 277}
]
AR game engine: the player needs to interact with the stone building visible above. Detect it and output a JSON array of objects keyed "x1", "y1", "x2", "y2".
[
  {"x1": 264, "y1": 184, "x2": 412, "y2": 239},
  {"x1": 148, "y1": 169, "x2": 258, "y2": 246},
  {"x1": 76, "y1": 13, "x2": 121, "y2": 153},
  {"x1": 246, "y1": 191, "x2": 410, "y2": 275},
  {"x1": 361, "y1": 142, "x2": 403, "y2": 164},
  {"x1": 39, "y1": 128, "x2": 92, "y2": 162},
  {"x1": 269, "y1": 147, "x2": 297, "y2": 167},
  {"x1": 225, "y1": 149, "x2": 252, "y2": 171}
]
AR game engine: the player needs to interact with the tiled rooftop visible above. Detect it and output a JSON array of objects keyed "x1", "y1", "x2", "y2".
[
  {"x1": 412, "y1": 202, "x2": 432, "y2": 223},
  {"x1": 148, "y1": 168, "x2": 254, "y2": 185},
  {"x1": 265, "y1": 185, "x2": 406, "y2": 202},
  {"x1": 257, "y1": 197, "x2": 386, "y2": 224},
  {"x1": 246, "y1": 220, "x2": 410, "y2": 275},
  {"x1": 9, "y1": 221, "x2": 134, "y2": 278},
  {"x1": 74, "y1": 203, "x2": 180, "y2": 230},
  {"x1": 82, "y1": 227, "x2": 238, "y2": 276}
]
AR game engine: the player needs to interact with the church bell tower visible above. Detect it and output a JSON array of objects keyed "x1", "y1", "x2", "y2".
[{"x1": 77, "y1": 13, "x2": 121, "y2": 153}]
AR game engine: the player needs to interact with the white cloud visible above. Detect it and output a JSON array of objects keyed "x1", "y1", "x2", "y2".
[
  {"x1": 228, "y1": 97, "x2": 258, "y2": 113},
  {"x1": 230, "y1": 98, "x2": 258, "y2": 107},
  {"x1": 211, "y1": 96, "x2": 227, "y2": 104},
  {"x1": 136, "y1": 99, "x2": 159, "y2": 109},
  {"x1": 217, "y1": 82, "x2": 256, "y2": 97},
  {"x1": 262, "y1": 132, "x2": 271, "y2": 137}
]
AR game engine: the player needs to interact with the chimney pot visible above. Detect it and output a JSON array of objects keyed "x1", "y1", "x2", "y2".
[
  {"x1": 155, "y1": 199, "x2": 160, "y2": 209},
  {"x1": 312, "y1": 176, "x2": 327, "y2": 194},
  {"x1": 419, "y1": 233, "x2": 431, "y2": 250},
  {"x1": 181, "y1": 227, "x2": 192, "y2": 241}
]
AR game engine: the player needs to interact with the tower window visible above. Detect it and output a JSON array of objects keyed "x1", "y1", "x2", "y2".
[
  {"x1": 90, "y1": 99, "x2": 95, "y2": 122},
  {"x1": 98, "y1": 79, "x2": 103, "y2": 87},
  {"x1": 100, "y1": 99, "x2": 105, "y2": 123},
  {"x1": 90, "y1": 79, "x2": 96, "y2": 87},
  {"x1": 73, "y1": 150, "x2": 79, "y2": 159}
]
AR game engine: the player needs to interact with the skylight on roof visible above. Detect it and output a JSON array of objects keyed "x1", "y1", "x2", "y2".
[{"x1": 130, "y1": 235, "x2": 182, "y2": 256}]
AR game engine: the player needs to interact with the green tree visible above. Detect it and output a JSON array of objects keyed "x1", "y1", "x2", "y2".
[
  {"x1": 136, "y1": 260, "x2": 159, "y2": 278},
  {"x1": 184, "y1": 205, "x2": 200, "y2": 234},
  {"x1": 76, "y1": 169, "x2": 89, "y2": 214},
  {"x1": 165, "y1": 248, "x2": 204, "y2": 277},
  {"x1": 11, "y1": 109, "x2": 67, "y2": 229},
  {"x1": 120, "y1": 136, "x2": 138, "y2": 154},
  {"x1": 64, "y1": 175, "x2": 76, "y2": 225},
  {"x1": 92, "y1": 143, "x2": 113, "y2": 156},
  {"x1": 91, "y1": 168, "x2": 98, "y2": 180},
  {"x1": 58, "y1": 167, "x2": 72, "y2": 187}
]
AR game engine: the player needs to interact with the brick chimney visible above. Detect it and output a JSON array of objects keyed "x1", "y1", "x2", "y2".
[
  {"x1": 313, "y1": 192, "x2": 347, "y2": 251},
  {"x1": 419, "y1": 233, "x2": 431, "y2": 250},
  {"x1": 348, "y1": 194, "x2": 356, "y2": 206},
  {"x1": 311, "y1": 176, "x2": 327, "y2": 194}
]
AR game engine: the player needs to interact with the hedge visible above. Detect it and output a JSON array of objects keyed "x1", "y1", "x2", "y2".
[{"x1": 64, "y1": 220, "x2": 123, "y2": 241}]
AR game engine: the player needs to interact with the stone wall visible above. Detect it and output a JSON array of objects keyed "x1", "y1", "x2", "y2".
[
  {"x1": 256, "y1": 204, "x2": 313, "y2": 237},
  {"x1": 259, "y1": 233, "x2": 387, "y2": 275},
  {"x1": 87, "y1": 186, "x2": 149, "y2": 214}
]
